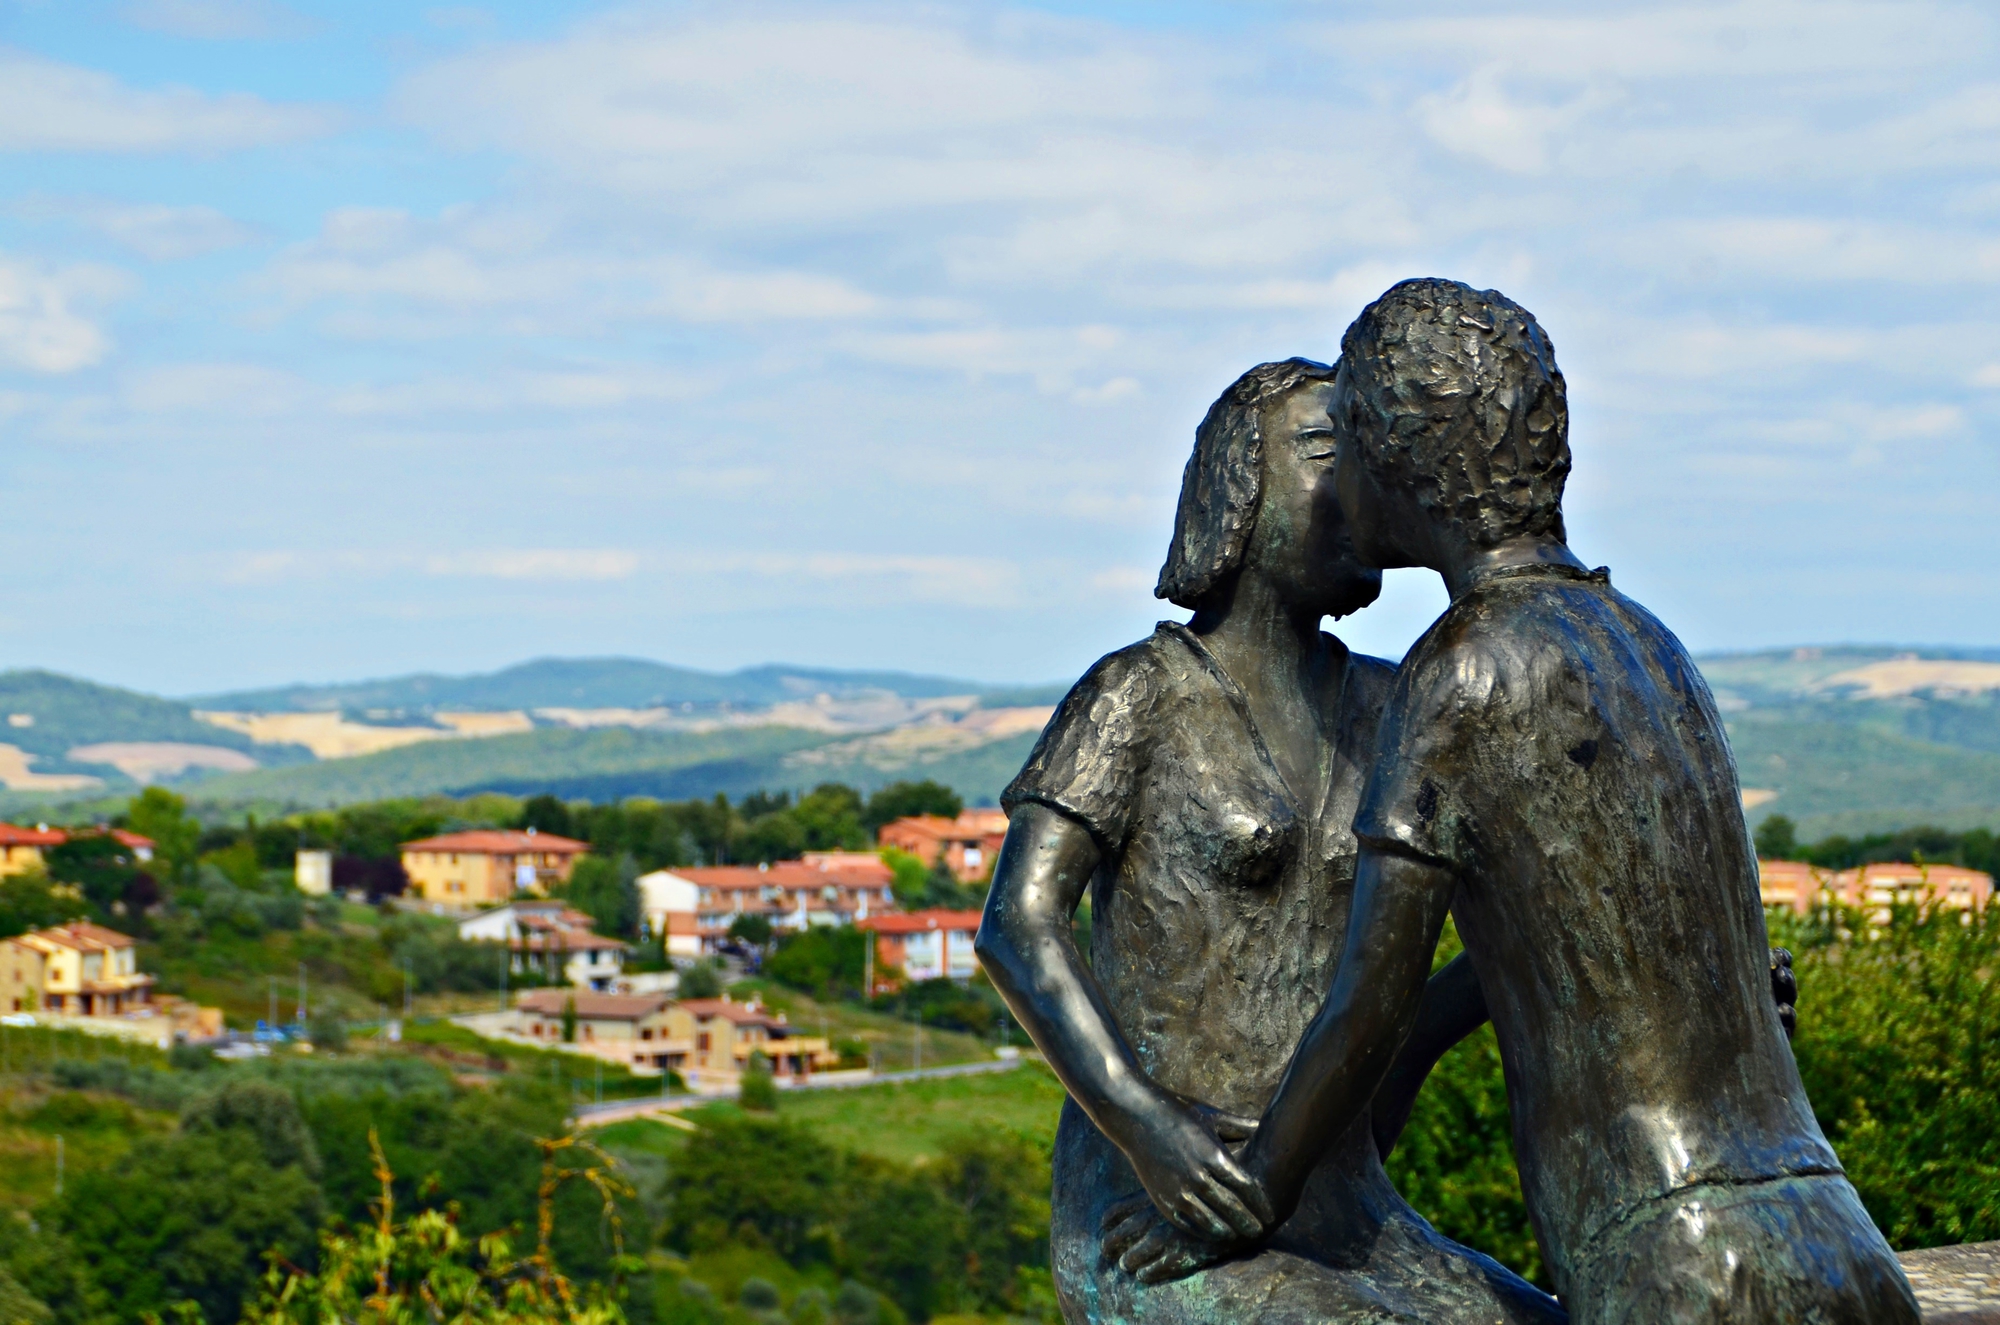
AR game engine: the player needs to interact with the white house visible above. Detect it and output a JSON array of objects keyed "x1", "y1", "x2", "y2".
[
  {"x1": 634, "y1": 870, "x2": 703, "y2": 958},
  {"x1": 295, "y1": 850, "x2": 333, "y2": 896},
  {"x1": 457, "y1": 900, "x2": 628, "y2": 992}
]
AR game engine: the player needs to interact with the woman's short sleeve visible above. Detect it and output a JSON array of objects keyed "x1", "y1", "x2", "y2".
[{"x1": 1001, "y1": 641, "x2": 1162, "y2": 855}]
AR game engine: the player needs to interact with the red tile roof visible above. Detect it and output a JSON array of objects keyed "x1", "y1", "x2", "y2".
[
  {"x1": 876, "y1": 810, "x2": 1009, "y2": 845},
  {"x1": 0, "y1": 824, "x2": 66, "y2": 847},
  {"x1": 515, "y1": 990, "x2": 669, "y2": 1019},
  {"x1": 24, "y1": 921, "x2": 137, "y2": 951},
  {"x1": 800, "y1": 851, "x2": 894, "y2": 884},
  {"x1": 401, "y1": 830, "x2": 589, "y2": 854},
  {"x1": 857, "y1": 909, "x2": 984, "y2": 935},
  {"x1": 677, "y1": 998, "x2": 787, "y2": 1027}
]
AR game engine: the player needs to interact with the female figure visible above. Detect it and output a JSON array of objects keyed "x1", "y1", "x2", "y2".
[{"x1": 976, "y1": 359, "x2": 1562, "y2": 1323}]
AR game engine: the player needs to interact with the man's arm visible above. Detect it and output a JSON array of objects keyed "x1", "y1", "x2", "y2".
[
  {"x1": 1242, "y1": 846, "x2": 1459, "y2": 1222},
  {"x1": 975, "y1": 805, "x2": 1272, "y2": 1242},
  {"x1": 1370, "y1": 951, "x2": 1487, "y2": 1160}
]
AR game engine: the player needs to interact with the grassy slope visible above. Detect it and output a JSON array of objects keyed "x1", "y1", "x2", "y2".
[
  {"x1": 1727, "y1": 716, "x2": 2000, "y2": 837},
  {"x1": 185, "y1": 725, "x2": 840, "y2": 807}
]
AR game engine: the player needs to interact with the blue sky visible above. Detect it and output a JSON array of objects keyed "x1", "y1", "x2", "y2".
[{"x1": 2, "y1": 0, "x2": 1997, "y2": 695}]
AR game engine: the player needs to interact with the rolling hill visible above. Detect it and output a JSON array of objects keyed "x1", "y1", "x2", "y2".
[
  {"x1": 4, "y1": 647, "x2": 2000, "y2": 835},
  {"x1": 191, "y1": 657, "x2": 1065, "y2": 715}
]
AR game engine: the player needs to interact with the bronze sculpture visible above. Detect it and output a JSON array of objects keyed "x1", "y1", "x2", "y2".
[
  {"x1": 1104, "y1": 280, "x2": 1919, "y2": 1322},
  {"x1": 976, "y1": 360, "x2": 1564, "y2": 1322}
]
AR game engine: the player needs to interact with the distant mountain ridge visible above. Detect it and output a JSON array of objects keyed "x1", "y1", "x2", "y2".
[
  {"x1": 5, "y1": 647, "x2": 2000, "y2": 837},
  {"x1": 190, "y1": 656, "x2": 1066, "y2": 714}
]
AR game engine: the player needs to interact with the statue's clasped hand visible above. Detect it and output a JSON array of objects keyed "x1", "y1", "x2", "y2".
[{"x1": 1102, "y1": 1098, "x2": 1271, "y2": 1285}]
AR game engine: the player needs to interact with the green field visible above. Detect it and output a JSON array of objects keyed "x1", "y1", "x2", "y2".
[{"x1": 619, "y1": 1064, "x2": 1068, "y2": 1165}]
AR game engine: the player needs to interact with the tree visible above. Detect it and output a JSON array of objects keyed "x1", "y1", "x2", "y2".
[
  {"x1": 0, "y1": 871, "x2": 88, "y2": 940},
  {"x1": 728, "y1": 914, "x2": 774, "y2": 949},
  {"x1": 519, "y1": 794, "x2": 576, "y2": 838},
  {"x1": 567, "y1": 855, "x2": 641, "y2": 939},
  {"x1": 243, "y1": 1131, "x2": 635, "y2": 1325},
  {"x1": 881, "y1": 849, "x2": 930, "y2": 911},
  {"x1": 561, "y1": 995, "x2": 578, "y2": 1043},
  {"x1": 1755, "y1": 814, "x2": 1800, "y2": 861},
  {"x1": 677, "y1": 960, "x2": 723, "y2": 1000},
  {"x1": 127, "y1": 787, "x2": 200, "y2": 885},
  {"x1": 862, "y1": 781, "x2": 962, "y2": 834},
  {"x1": 44, "y1": 833, "x2": 145, "y2": 921},
  {"x1": 53, "y1": 1083, "x2": 326, "y2": 1322}
]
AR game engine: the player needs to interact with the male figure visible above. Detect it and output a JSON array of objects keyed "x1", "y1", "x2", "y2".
[{"x1": 1223, "y1": 280, "x2": 1916, "y2": 1322}]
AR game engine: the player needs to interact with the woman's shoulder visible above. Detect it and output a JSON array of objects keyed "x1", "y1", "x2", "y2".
[{"x1": 1059, "y1": 624, "x2": 1197, "y2": 710}]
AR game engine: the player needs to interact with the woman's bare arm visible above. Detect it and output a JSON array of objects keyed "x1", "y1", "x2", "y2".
[
  {"x1": 1371, "y1": 952, "x2": 1488, "y2": 1160},
  {"x1": 976, "y1": 805, "x2": 1273, "y2": 1242}
]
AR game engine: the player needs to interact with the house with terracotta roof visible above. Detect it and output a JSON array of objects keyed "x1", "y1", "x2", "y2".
[
  {"x1": 857, "y1": 909, "x2": 984, "y2": 983},
  {"x1": 680, "y1": 994, "x2": 835, "y2": 1086},
  {"x1": 2, "y1": 922, "x2": 154, "y2": 1015},
  {"x1": 877, "y1": 810, "x2": 1009, "y2": 883},
  {"x1": 1757, "y1": 858, "x2": 1993, "y2": 922},
  {"x1": 511, "y1": 989, "x2": 692, "y2": 1074},
  {"x1": 457, "y1": 900, "x2": 629, "y2": 990},
  {"x1": 654, "y1": 855, "x2": 897, "y2": 952},
  {"x1": 400, "y1": 828, "x2": 589, "y2": 906},
  {"x1": 0, "y1": 825, "x2": 154, "y2": 878}
]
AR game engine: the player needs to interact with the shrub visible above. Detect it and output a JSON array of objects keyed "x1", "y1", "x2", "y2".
[{"x1": 739, "y1": 1054, "x2": 778, "y2": 1113}]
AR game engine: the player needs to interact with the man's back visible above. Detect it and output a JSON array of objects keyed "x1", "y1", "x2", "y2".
[{"x1": 1355, "y1": 564, "x2": 1841, "y2": 1292}]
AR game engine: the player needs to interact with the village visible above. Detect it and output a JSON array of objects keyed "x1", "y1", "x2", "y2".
[
  {"x1": 0, "y1": 802, "x2": 1988, "y2": 1105},
  {"x1": 0, "y1": 807, "x2": 1011, "y2": 1092}
]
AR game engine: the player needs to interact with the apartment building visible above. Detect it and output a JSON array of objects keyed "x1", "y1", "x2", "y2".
[
  {"x1": 857, "y1": 909, "x2": 984, "y2": 982},
  {"x1": 876, "y1": 810, "x2": 1009, "y2": 883},
  {"x1": 657, "y1": 855, "x2": 896, "y2": 951}
]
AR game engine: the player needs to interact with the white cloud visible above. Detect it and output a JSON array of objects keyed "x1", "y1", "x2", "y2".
[
  {"x1": 123, "y1": 0, "x2": 316, "y2": 40},
  {"x1": 224, "y1": 548, "x2": 641, "y2": 584},
  {"x1": 124, "y1": 363, "x2": 304, "y2": 414},
  {"x1": 424, "y1": 550, "x2": 639, "y2": 581},
  {"x1": 0, "y1": 47, "x2": 336, "y2": 152},
  {"x1": 262, "y1": 206, "x2": 892, "y2": 334},
  {"x1": 1414, "y1": 64, "x2": 1603, "y2": 174},
  {"x1": 328, "y1": 367, "x2": 706, "y2": 415},
  {"x1": 0, "y1": 256, "x2": 127, "y2": 373},
  {"x1": 57, "y1": 200, "x2": 257, "y2": 260}
]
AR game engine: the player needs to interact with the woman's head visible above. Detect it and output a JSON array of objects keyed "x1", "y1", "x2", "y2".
[{"x1": 1156, "y1": 358, "x2": 1382, "y2": 617}]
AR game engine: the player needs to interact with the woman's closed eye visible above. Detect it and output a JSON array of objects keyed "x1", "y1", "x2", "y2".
[{"x1": 1297, "y1": 426, "x2": 1339, "y2": 461}]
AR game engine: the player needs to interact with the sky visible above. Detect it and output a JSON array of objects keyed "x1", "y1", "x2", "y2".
[{"x1": 2, "y1": 0, "x2": 1997, "y2": 696}]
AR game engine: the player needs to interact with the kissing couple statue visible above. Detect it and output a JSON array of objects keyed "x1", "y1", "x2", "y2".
[{"x1": 976, "y1": 279, "x2": 1921, "y2": 1324}]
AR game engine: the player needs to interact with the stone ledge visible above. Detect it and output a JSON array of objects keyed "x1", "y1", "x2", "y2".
[{"x1": 1901, "y1": 1241, "x2": 2000, "y2": 1324}]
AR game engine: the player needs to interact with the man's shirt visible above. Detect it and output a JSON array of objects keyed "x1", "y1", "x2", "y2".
[{"x1": 1354, "y1": 563, "x2": 1839, "y2": 1292}]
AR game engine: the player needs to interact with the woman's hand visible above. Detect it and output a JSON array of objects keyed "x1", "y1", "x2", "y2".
[
  {"x1": 1115, "y1": 1095, "x2": 1274, "y2": 1242},
  {"x1": 1101, "y1": 1195, "x2": 1244, "y2": 1284}
]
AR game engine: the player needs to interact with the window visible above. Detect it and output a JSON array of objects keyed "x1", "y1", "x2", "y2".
[{"x1": 697, "y1": 1033, "x2": 711, "y2": 1051}]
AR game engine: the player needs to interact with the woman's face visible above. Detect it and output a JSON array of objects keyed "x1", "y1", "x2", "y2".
[{"x1": 1244, "y1": 378, "x2": 1383, "y2": 618}]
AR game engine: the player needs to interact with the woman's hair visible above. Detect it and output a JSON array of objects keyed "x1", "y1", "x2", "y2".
[
  {"x1": 1155, "y1": 357, "x2": 1338, "y2": 609},
  {"x1": 1338, "y1": 278, "x2": 1569, "y2": 548}
]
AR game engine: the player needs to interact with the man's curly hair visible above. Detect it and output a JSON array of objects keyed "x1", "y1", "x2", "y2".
[{"x1": 1337, "y1": 279, "x2": 1569, "y2": 549}]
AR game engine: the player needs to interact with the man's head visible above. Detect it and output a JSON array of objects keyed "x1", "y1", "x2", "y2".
[{"x1": 1334, "y1": 279, "x2": 1569, "y2": 558}]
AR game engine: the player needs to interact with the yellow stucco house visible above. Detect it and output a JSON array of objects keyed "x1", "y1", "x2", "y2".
[
  {"x1": 3, "y1": 922, "x2": 155, "y2": 1015},
  {"x1": 400, "y1": 829, "x2": 589, "y2": 906}
]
